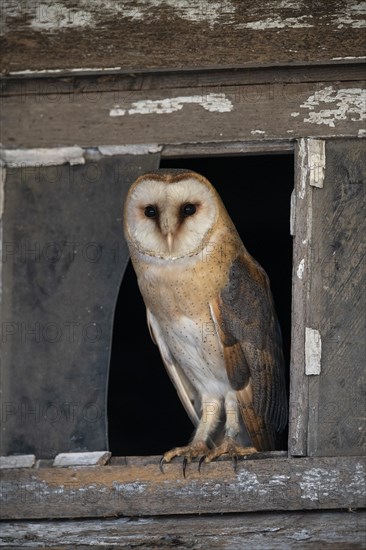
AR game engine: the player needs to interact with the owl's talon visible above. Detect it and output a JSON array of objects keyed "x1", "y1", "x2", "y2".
[
  {"x1": 198, "y1": 455, "x2": 206, "y2": 473},
  {"x1": 202, "y1": 438, "x2": 257, "y2": 467},
  {"x1": 159, "y1": 456, "x2": 166, "y2": 474},
  {"x1": 182, "y1": 457, "x2": 188, "y2": 478}
]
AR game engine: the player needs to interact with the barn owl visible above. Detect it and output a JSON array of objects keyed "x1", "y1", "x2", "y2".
[{"x1": 123, "y1": 169, "x2": 287, "y2": 473}]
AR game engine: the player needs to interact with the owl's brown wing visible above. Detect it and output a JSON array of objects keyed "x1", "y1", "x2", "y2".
[
  {"x1": 210, "y1": 252, "x2": 288, "y2": 451},
  {"x1": 146, "y1": 309, "x2": 201, "y2": 428}
]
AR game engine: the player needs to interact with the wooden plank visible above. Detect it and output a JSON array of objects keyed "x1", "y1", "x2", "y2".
[
  {"x1": 2, "y1": 63, "x2": 365, "y2": 92},
  {"x1": 288, "y1": 139, "x2": 315, "y2": 456},
  {"x1": 53, "y1": 451, "x2": 111, "y2": 467},
  {"x1": 1, "y1": 511, "x2": 365, "y2": 549},
  {"x1": 307, "y1": 138, "x2": 366, "y2": 457},
  {"x1": 0, "y1": 455, "x2": 36, "y2": 469},
  {"x1": 1, "y1": 80, "x2": 364, "y2": 148},
  {"x1": 1, "y1": 456, "x2": 365, "y2": 519},
  {"x1": 1, "y1": 1, "x2": 365, "y2": 75},
  {"x1": 0, "y1": 153, "x2": 160, "y2": 459},
  {"x1": 162, "y1": 140, "x2": 294, "y2": 157}
]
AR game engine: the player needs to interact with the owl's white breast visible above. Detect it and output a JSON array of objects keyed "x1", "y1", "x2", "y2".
[{"x1": 157, "y1": 309, "x2": 231, "y2": 399}]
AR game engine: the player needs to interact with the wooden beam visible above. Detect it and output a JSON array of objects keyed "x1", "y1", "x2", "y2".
[
  {"x1": 1, "y1": 79, "x2": 364, "y2": 148},
  {"x1": 1, "y1": 1, "x2": 365, "y2": 75},
  {"x1": 1, "y1": 455, "x2": 365, "y2": 519},
  {"x1": 1, "y1": 511, "x2": 365, "y2": 548}
]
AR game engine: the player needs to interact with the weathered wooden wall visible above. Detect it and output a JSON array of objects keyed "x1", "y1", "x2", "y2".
[
  {"x1": 1, "y1": 66, "x2": 365, "y2": 149},
  {"x1": 0, "y1": 153, "x2": 160, "y2": 458},
  {"x1": 1, "y1": 511, "x2": 366, "y2": 549},
  {"x1": 1, "y1": 0, "x2": 365, "y2": 75},
  {"x1": 0, "y1": 2, "x2": 365, "y2": 533},
  {"x1": 307, "y1": 139, "x2": 366, "y2": 457},
  {"x1": 1, "y1": 455, "x2": 365, "y2": 519}
]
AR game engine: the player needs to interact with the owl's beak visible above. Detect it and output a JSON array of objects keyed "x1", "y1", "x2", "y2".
[{"x1": 166, "y1": 232, "x2": 174, "y2": 252}]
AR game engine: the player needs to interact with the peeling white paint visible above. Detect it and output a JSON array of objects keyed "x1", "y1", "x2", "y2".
[
  {"x1": 334, "y1": 2, "x2": 366, "y2": 28},
  {"x1": 299, "y1": 468, "x2": 340, "y2": 502},
  {"x1": 297, "y1": 138, "x2": 325, "y2": 204},
  {"x1": 332, "y1": 56, "x2": 366, "y2": 61},
  {"x1": 307, "y1": 139, "x2": 325, "y2": 188},
  {"x1": 298, "y1": 139, "x2": 307, "y2": 199},
  {"x1": 276, "y1": 1, "x2": 303, "y2": 8},
  {"x1": 239, "y1": 15, "x2": 313, "y2": 29},
  {"x1": 154, "y1": 0, "x2": 236, "y2": 28},
  {"x1": 290, "y1": 189, "x2": 296, "y2": 236},
  {"x1": 270, "y1": 474, "x2": 291, "y2": 485},
  {"x1": 236, "y1": 469, "x2": 260, "y2": 487},
  {"x1": 9, "y1": 67, "x2": 123, "y2": 76},
  {"x1": 297, "y1": 258, "x2": 305, "y2": 280},
  {"x1": 0, "y1": 147, "x2": 85, "y2": 167},
  {"x1": 31, "y1": 2, "x2": 93, "y2": 30},
  {"x1": 53, "y1": 451, "x2": 111, "y2": 467},
  {"x1": 0, "y1": 454, "x2": 36, "y2": 469},
  {"x1": 110, "y1": 93, "x2": 233, "y2": 116},
  {"x1": 349, "y1": 463, "x2": 366, "y2": 496},
  {"x1": 358, "y1": 129, "x2": 366, "y2": 137},
  {"x1": 336, "y1": 17, "x2": 365, "y2": 28},
  {"x1": 296, "y1": 87, "x2": 366, "y2": 128},
  {"x1": 289, "y1": 529, "x2": 312, "y2": 541},
  {"x1": 113, "y1": 481, "x2": 148, "y2": 495},
  {"x1": 3, "y1": 0, "x2": 366, "y2": 38},
  {"x1": 0, "y1": 163, "x2": 5, "y2": 220},
  {"x1": 305, "y1": 327, "x2": 322, "y2": 375},
  {"x1": 0, "y1": 145, "x2": 162, "y2": 167},
  {"x1": 251, "y1": 130, "x2": 266, "y2": 135},
  {"x1": 98, "y1": 144, "x2": 162, "y2": 155},
  {"x1": 21, "y1": 0, "x2": 236, "y2": 32}
]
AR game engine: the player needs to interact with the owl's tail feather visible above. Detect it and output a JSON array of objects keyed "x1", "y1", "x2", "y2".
[{"x1": 236, "y1": 384, "x2": 276, "y2": 452}]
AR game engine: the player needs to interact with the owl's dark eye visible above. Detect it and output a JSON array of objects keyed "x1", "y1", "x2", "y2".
[
  {"x1": 144, "y1": 205, "x2": 158, "y2": 218},
  {"x1": 182, "y1": 203, "x2": 196, "y2": 217}
]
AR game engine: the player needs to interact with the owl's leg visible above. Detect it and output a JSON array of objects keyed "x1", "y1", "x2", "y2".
[
  {"x1": 199, "y1": 392, "x2": 257, "y2": 470},
  {"x1": 160, "y1": 396, "x2": 222, "y2": 477}
]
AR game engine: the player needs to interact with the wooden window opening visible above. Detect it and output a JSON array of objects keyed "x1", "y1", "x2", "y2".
[
  {"x1": 1, "y1": 139, "x2": 365, "y2": 520},
  {"x1": 108, "y1": 151, "x2": 294, "y2": 457}
]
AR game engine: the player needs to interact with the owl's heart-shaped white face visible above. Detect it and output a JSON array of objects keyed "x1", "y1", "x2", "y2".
[{"x1": 124, "y1": 174, "x2": 219, "y2": 259}]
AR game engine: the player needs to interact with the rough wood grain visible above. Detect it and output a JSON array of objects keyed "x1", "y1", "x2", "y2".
[
  {"x1": 288, "y1": 139, "x2": 314, "y2": 456},
  {"x1": 0, "y1": 455, "x2": 36, "y2": 469},
  {"x1": 53, "y1": 451, "x2": 111, "y2": 467},
  {"x1": 1, "y1": 1, "x2": 365, "y2": 75},
  {"x1": 1, "y1": 511, "x2": 366, "y2": 549},
  {"x1": 1, "y1": 456, "x2": 365, "y2": 519},
  {"x1": 0, "y1": 153, "x2": 160, "y2": 459},
  {"x1": 1, "y1": 79, "x2": 364, "y2": 148},
  {"x1": 307, "y1": 138, "x2": 366, "y2": 457}
]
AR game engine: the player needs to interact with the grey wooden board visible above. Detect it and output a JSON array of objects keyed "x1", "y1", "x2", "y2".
[
  {"x1": 1, "y1": 511, "x2": 366, "y2": 549},
  {"x1": 0, "y1": 153, "x2": 160, "y2": 459},
  {"x1": 288, "y1": 140, "x2": 313, "y2": 456},
  {"x1": 53, "y1": 451, "x2": 111, "y2": 467},
  {"x1": 1, "y1": 77, "x2": 365, "y2": 149},
  {"x1": 0, "y1": 455, "x2": 36, "y2": 469},
  {"x1": 307, "y1": 139, "x2": 366, "y2": 457},
  {"x1": 1, "y1": 456, "x2": 365, "y2": 519},
  {"x1": 1, "y1": 1, "x2": 365, "y2": 75}
]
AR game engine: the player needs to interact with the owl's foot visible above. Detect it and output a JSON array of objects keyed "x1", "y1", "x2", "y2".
[
  {"x1": 198, "y1": 437, "x2": 257, "y2": 472},
  {"x1": 160, "y1": 441, "x2": 209, "y2": 477}
]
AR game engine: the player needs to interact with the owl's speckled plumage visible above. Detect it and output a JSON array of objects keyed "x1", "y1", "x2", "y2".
[{"x1": 123, "y1": 170, "x2": 287, "y2": 468}]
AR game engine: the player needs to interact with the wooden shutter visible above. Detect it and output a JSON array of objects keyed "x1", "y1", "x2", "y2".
[
  {"x1": 290, "y1": 138, "x2": 365, "y2": 457},
  {"x1": 1, "y1": 152, "x2": 160, "y2": 458}
]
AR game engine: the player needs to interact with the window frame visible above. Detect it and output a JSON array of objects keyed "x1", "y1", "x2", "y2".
[{"x1": 1, "y1": 137, "x2": 365, "y2": 520}]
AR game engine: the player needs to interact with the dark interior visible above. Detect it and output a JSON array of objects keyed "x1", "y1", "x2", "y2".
[{"x1": 108, "y1": 154, "x2": 294, "y2": 455}]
